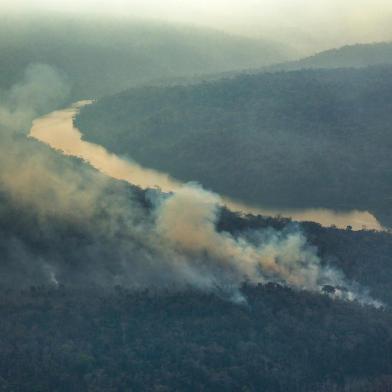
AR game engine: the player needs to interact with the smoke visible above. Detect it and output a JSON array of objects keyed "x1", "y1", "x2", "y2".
[
  {"x1": 0, "y1": 64, "x2": 102, "y2": 222},
  {"x1": 0, "y1": 63, "x2": 70, "y2": 132},
  {"x1": 0, "y1": 64, "x2": 382, "y2": 308},
  {"x1": 151, "y1": 184, "x2": 382, "y2": 306}
]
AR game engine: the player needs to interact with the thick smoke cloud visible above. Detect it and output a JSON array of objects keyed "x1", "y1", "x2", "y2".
[{"x1": 0, "y1": 64, "x2": 381, "y2": 308}]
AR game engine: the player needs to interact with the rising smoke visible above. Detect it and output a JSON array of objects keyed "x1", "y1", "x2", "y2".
[
  {"x1": 151, "y1": 184, "x2": 382, "y2": 306},
  {"x1": 0, "y1": 64, "x2": 382, "y2": 307},
  {"x1": 0, "y1": 63, "x2": 70, "y2": 132}
]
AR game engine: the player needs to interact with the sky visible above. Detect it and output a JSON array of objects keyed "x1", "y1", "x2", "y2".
[{"x1": 2, "y1": 0, "x2": 392, "y2": 51}]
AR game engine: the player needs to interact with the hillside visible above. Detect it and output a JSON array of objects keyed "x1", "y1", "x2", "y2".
[
  {"x1": 76, "y1": 65, "x2": 392, "y2": 227},
  {"x1": 266, "y1": 41, "x2": 392, "y2": 72},
  {"x1": 166, "y1": 42, "x2": 392, "y2": 85},
  {"x1": 0, "y1": 14, "x2": 292, "y2": 100}
]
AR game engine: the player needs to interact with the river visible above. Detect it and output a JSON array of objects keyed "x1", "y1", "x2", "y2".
[{"x1": 29, "y1": 101, "x2": 383, "y2": 231}]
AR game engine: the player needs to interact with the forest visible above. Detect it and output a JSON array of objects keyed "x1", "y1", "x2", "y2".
[{"x1": 1, "y1": 284, "x2": 392, "y2": 392}]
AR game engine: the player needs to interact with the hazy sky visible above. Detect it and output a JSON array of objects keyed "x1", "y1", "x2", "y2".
[{"x1": 3, "y1": 0, "x2": 392, "y2": 51}]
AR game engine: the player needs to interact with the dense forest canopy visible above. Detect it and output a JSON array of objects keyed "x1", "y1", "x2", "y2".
[
  {"x1": 76, "y1": 64, "x2": 392, "y2": 227},
  {"x1": 1, "y1": 285, "x2": 392, "y2": 392}
]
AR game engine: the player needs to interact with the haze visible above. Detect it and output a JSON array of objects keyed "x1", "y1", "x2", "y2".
[{"x1": 3, "y1": 0, "x2": 392, "y2": 53}]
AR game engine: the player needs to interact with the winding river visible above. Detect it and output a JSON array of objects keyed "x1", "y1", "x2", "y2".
[{"x1": 29, "y1": 101, "x2": 383, "y2": 231}]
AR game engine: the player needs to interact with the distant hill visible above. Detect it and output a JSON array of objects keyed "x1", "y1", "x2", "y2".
[
  {"x1": 0, "y1": 14, "x2": 293, "y2": 100},
  {"x1": 266, "y1": 42, "x2": 392, "y2": 71},
  {"x1": 76, "y1": 65, "x2": 392, "y2": 227},
  {"x1": 170, "y1": 42, "x2": 392, "y2": 85},
  {"x1": 167, "y1": 42, "x2": 392, "y2": 85}
]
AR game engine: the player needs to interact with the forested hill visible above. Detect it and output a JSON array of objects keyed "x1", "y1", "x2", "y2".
[
  {"x1": 0, "y1": 14, "x2": 292, "y2": 100},
  {"x1": 266, "y1": 42, "x2": 392, "y2": 71},
  {"x1": 157, "y1": 41, "x2": 392, "y2": 86},
  {"x1": 76, "y1": 65, "x2": 392, "y2": 227}
]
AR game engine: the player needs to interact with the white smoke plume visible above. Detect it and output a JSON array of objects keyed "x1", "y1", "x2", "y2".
[{"x1": 152, "y1": 183, "x2": 382, "y2": 307}]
